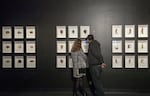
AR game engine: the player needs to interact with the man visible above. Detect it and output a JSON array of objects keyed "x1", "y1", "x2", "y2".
[{"x1": 86, "y1": 34, "x2": 106, "y2": 96}]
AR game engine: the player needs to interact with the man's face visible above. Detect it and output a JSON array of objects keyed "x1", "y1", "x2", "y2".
[{"x1": 87, "y1": 39, "x2": 92, "y2": 44}]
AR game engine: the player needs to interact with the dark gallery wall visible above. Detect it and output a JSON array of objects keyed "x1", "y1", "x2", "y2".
[{"x1": 0, "y1": 0, "x2": 150, "y2": 91}]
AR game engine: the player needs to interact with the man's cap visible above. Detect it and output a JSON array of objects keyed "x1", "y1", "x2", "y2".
[{"x1": 86, "y1": 34, "x2": 94, "y2": 40}]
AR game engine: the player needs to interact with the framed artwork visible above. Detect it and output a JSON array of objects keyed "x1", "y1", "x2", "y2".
[
  {"x1": 125, "y1": 25, "x2": 135, "y2": 38},
  {"x1": 26, "y1": 41, "x2": 36, "y2": 53},
  {"x1": 26, "y1": 26, "x2": 36, "y2": 39},
  {"x1": 112, "y1": 25, "x2": 122, "y2": 38},
  {"x1": 112, "y1": 40, "x2": 122, "y2": 53},
  {"x1": 68, "y1": 56, "x2": 73, "y2": 68},
  {"x1": 80, "y1": 26, "x2": 90, "y2": 38},
  {"x1": 138, "y1": 25, "x2": 148, "y2": 38},
  {"x1": 2, "y1": 56, "x2": 12, "y2": 68},
  {"x1": 138, "y1": 40, "x2": 148, "y2": 53},
  {"x1": 82, "y1": 40, "x2": 89, "y2": 53},
  {"x1": 56, "y1": 26, "x2": 66, "y2": 38},
  {"x1": 14, "y1": 26, "x2": 24, "y2": 39},
  {"x1": 14, "y1": 41, "x2": 24, "y2": 53},
  {"x1": 2, "y1": 26, "x2": 12, "y2": 39},
  {"x1": 125, "y1": 40, "x2": 135, "y2": 53},
  {"x1": 56, "y1": 56, "x2": 66, "y2": 68},
  {"x1": 125, "y1": 56, "x2": 135, "y2": 68},
  {"x1": 2, "y1": 41, "x2": 12, "y2": 53},
  {"x1": 68, "y1": 26, "x2": 78, "y2": 38},
  {"x1": 68, "y1": 41, "x2": 74, "y2": 53},
  {"x1": 26, "y1": 56, "x2": 36, "y2": 68},
  {"x1": 138, "y1": 56, "x2": 148, "y2": 68},
  {"x1": 14, "y1": 56, "x2": 24, "y2": 68},
  {"x1": 57, "y1": 41, "x2": 66, "y2": 53},
  {"x1": 112, "y1": 55, "x2": 123, "y2": 68}
]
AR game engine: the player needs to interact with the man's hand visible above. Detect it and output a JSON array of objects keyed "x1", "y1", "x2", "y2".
[{"x1": 100, "y1": 63, "x2": 106, "y2": 68}]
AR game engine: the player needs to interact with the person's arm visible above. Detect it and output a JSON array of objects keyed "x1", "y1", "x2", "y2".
[
  {"x1": 90, "y1": 41, "x2": 104, "y2": 64},
  {"x1": 71, "y1": 52, "x2": 80, "y2": 77}
]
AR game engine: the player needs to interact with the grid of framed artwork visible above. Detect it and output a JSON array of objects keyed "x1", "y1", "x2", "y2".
[
  {"x1": 112, "y1": 24, "x2": 149, "y2": 69},
  {"x1": 56, "y1": 25, "x2": 90, "y2": 68},
  {"x1": 0, "y1": 26, "x2": 37, "y2": 69}
]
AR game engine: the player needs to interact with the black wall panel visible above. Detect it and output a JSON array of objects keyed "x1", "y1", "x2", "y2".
[{"x1": 0, "y1": 0, "x2": 150, "y2": 91}]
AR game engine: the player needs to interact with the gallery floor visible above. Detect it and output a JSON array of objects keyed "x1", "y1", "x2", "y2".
[{"x1": 0, "y1": 91, "x2": 150, "y2": 96}]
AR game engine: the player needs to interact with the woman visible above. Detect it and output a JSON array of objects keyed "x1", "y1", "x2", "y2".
[{"x1": 71, "y1": 39, "x2": 87, "y2": 96}]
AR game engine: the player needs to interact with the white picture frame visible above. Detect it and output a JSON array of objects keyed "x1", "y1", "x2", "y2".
[
  {"x1": 68, "y1": 26, "x2": 78, "y2": 38},
  {"x1": 56, "y1": 26, "x2": 66, "y2": 38},
  {"x1": 125, "y1": 40, "x2": 135, "y2": 53},
  {"x1": 112, "y1": 40, "x2": 122, "y2": 53},
  {"x1": 2, "y1": 26, "x2": 12, "y2": 39},
  {"x1": 14, "y1": 41, "x2": 24, "y2": 53},
  {"x1": 14, "y1": 56, "x2": 24, "y2": 68},
  {"x1": 26, "y1": 26, "x2": 36, "y2": 39},
  {"x1": 138, "y1": 56, "x2": 148, "y2": 68},
  {"x1": 2, "y1": 56, "x2": 12, "y2": 68},
  {"x1": 68, "y1": 41, "x2": 74, "y2": 53},
  {"x1": 2, "y1": 41, "x2": 12, "y2": 53},
  {"x1": 14, "y1": 26, "x2": 24, "y2": 39},
  {"x1": 68, "y1": 56, "x2": 73, "y2": 68},
  {"x1": 138, "y1": 25, "x2": 148, "y2": 38},
  {"x1": 57, "y1": 41, "x2": 66, "y2": 53},
  {"x1": 112, "y1": 25, "x2": 122, "y2": 38},
  {"x1": 26, "y1": 41, "x2": 36, "y2": 53},
  {"x1": 82, "y1": 40, "x2": 89, "y2": 53},
  {"x1": 80, "y1": 26, "x2": 90, "y2": 38},
  {"x1": 56, "y1": 56, "x2": 66, "y2": 68},
  {"x1": 125, "y1": 56, "x2": 135, "y2": 68},
  {"x1": 138, "y1": 40, "x2": 148, "y2": 53},
  {"x1": 125, "y1": 25, "x2": 135, "y2": 38},
  {"x1": 112, "y1": 55, "x2": 123, "y2": 68},
  {"x1": 26, "y1": 56, "x2": 36, "y2": 68}
]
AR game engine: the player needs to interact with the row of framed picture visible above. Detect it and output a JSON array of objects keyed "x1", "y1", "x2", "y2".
[
  {"x1": 1, "y1": 56, "x2": 36, "y2": 68},
  {"x1": 56, "y1": 26, "x2": 90, "y2": 38},
  {"x1": 112, "y1": 40, "x2": 148, "y2": 53},
  {"x1": 1, "y1": 41, "x2": 36, "y2": 53},
  {"x1": 57, "y1": 55, "x2": 149, "y2": 69},
  {"x1": 1, "y1": 26, "x2": 36, "y2": 39},
  {"x1": 112, "y1": 24, "x2": 148, "y2": 38},
  {"x1": 112, "y1": 55, "x2": 148, "y2": 68},
  {"x1": 56, "y1": 40, "x2": 88, "y2": 53}
]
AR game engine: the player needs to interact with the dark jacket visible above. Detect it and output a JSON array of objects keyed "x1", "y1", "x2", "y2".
[{"x1": 88, "y1": 40, "x2": 104, "y2": 65}]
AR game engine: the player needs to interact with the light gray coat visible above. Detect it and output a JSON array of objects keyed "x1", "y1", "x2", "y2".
[{"x1": 71, "y1": 49, "x2": 88, "y2": 78}]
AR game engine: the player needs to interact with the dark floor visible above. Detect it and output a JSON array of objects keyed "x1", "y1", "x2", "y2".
[{"x1": 0, "y1": 91, "x2": 150, "y2": 96}]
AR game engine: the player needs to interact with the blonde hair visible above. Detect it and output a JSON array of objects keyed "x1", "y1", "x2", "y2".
[{"x1": 71, "y1": 39, "x2": 81, "y2": 52}]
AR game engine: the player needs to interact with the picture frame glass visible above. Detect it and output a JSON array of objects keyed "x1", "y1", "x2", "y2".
[
  {"x1": 125, "y1": 40, "x2": 135, "y2": 53},
  {"x1": 26, "y1": 56, "x2": 36, "y2": 68},
  {"x1": 112, "y1": 40, "x2": 122, "y2": 53},
  {"x1": 138, "y1": 25, "x2": 148, "y2": 38},
  {"x1": 56, "y1": 26, "x2": 66, "y2": 38},
  {"x1": 15, "y1": 56, "x2": 24, "y2": 68},
  {"x1": 56, "y1": 56, "x2": 66, "y2": 68},
  {"x1": 2, "y1": 56, "x2": 12, "y2": 68},
  {"x1": 138, "y1": 56, "x2": 148, "y2": 68},
  {"x1": 125, "y1": 25, "x2": 135, "y2": 38},
  {"x1": 112, "y1": 55, "x2": 122, "y2": 68},
  {"x1": 125, "y1": 56, "x2": 135, "y2": 68},
  {"x1": 14, "y1": 26, "x2": 24, "y2": 39},
  {"x1": 68, "y1": 26, "x2": 78, "y2": 38},
  {"x1": 2, "y1": 26, "x2": 12, "y2": 39},
  {"x1": 57, "y1": 41, "x2": 66, "y2": 53},
  {"x1": 112, "y1": 25, "x2": 122, "y2": 38},
  {"x1": 26, "y1": 26, "x2": 36, "y2": 38},
  {"x1": 80, "y1": 26, "x2": 90, "y2": 38},
  {"x1": 138, "y1": 40, "x2": 148, "y2": 53}
]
